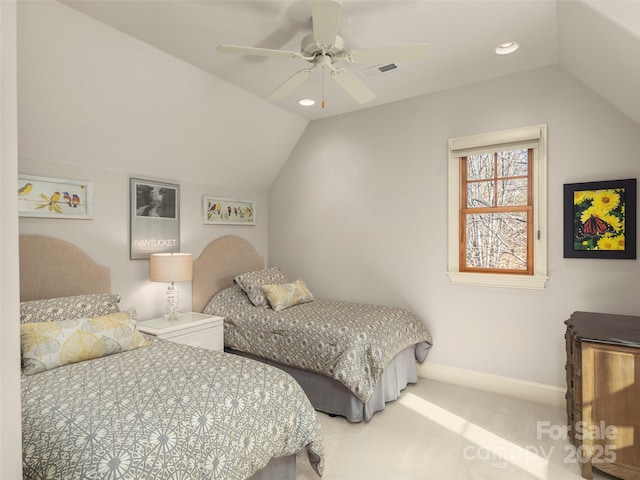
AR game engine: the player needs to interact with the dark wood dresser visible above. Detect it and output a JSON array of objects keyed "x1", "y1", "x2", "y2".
[{"x1": 565, "y1": 311, "x2": 640, "y2": 480}]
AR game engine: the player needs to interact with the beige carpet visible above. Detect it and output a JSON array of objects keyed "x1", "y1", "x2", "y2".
[{"x1": 295, "y1": 379, "x2": 616, "y2": 480}]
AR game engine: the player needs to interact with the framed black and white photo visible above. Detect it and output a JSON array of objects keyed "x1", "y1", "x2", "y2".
[{"x1": 130, "y1": 178, "x2": 180, "y2": 260}]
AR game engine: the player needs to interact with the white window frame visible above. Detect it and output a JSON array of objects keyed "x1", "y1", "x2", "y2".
[{"x1": 447, "y1": 125, "x2": 548, "y2": 289}]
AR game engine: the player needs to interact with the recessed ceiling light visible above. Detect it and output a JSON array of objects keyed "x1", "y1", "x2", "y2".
[
  {"x1": 494, "y1": 41, "x2": 521, "y2": 55},
  {"x1": 299, "y1": 99, "x2": 315, "y2": 106}
]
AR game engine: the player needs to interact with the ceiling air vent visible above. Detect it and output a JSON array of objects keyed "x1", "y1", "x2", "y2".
[{"x1": 360, "y1": 63, "x2": 401, "y2": 78}]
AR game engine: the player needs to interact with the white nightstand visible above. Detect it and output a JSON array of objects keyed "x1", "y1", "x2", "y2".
[{"x1": 137, "y1": 312, "x2": 224, "y2": 352}]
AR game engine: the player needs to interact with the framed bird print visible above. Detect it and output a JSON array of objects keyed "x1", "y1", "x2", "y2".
[
  {"x1": 563, "y1": 178, "x2": 636, "y2": 259},
  {"x1": 202, "y1": 196, "x2": 256, "y2": 225},
  {"x1": 17, "y1": 174, "x2": 93, "y2": 219}
]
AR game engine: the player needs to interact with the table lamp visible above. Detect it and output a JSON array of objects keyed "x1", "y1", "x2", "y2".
[{"x1": 149, "y1": 252, "x2": 193, "y2": 321}]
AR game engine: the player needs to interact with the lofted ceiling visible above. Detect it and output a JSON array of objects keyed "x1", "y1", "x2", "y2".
[{"x1": 61, "y1": 0, "x2": 640, "y2": 124}]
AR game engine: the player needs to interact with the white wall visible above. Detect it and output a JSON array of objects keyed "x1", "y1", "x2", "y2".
[
  {"x1": 16, "y1": 1, "x2": 304, "y2": 320},
  {"x1": 268, "y1": 64, "x2": 640, "y2": 388},
  {"x1": 1, "y1": 1, "x2": 23, "y2": 477}
]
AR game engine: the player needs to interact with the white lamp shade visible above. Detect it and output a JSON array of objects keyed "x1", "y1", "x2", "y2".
[{"x1": 149, "y1": 253, "x2": 193, "y2": 282}]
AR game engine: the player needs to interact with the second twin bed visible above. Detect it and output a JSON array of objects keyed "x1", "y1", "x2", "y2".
[{"x1": 192, "y1": 235, "x2": 433, "y2": 422}]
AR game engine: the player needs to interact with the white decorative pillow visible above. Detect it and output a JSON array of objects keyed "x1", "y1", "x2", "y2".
[
  {"x1": 262, "y1": 279, "x2": 315, "y2": 312},
  {"x1": 21, "y1": 311, "x2": 149, "y2": 375},
  {"x1": 234, "y1": 267, "x2": 290, "y2": 307}
]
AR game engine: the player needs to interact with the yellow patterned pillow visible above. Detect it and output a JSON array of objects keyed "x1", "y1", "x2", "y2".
[
  {"x1": 21, "y1": 311, "x2": 149, "y2": 375},
  {"x1": 262, "y1": 279, "x2": 315, "y2": 312}
]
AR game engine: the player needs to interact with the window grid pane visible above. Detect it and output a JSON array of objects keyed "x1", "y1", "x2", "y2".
[
  {"x1": 497, "y1": 177, "x2": 528, "y2": 206},
  {"x1": 464, "y1": 212, "x2": 529, "y2": 271},
  {"x1": 497, "y1": 149, "x2": 528, "y2": 177},
  {"x1": 466, "y1": 181, "x2": 494, "y2": 208},
  {"x1": 466, "y1": 153, "x2": 495, "y2": 180}
]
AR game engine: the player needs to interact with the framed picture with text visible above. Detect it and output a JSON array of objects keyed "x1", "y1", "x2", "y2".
[
  {"x1": 563, "y1": 178, "x2": 636, "y2": 259},
  {"x1": 130, "y1": 178, "x2": 180, "y2": 260}
]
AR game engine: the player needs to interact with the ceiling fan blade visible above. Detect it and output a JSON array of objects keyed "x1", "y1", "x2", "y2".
[
  {"x1": 331, "y1": 69, "x2": 376, "y2": 104},
  {"x1": 345, "y1": 43, "x2": 429, "y2": 64},
  {"x1": 217, "y1": 44, "x2": 301, "y2": 59},
  {"x1": 267, "y1": 68, "x2": 315, "y2": 101},
  {"x1": 311, "y1": 0, "x2": 342, "y2": 46}
]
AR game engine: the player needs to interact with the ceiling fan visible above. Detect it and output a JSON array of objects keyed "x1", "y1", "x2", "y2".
[{"x1": 217, "y1": 0, "x2": 429, "y2": 105}]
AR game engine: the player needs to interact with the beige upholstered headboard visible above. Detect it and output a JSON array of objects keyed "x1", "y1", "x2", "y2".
[
  {"x1": 192, "y1": 235, "x2": 264, "y2": 313},
  {"x1": 19, "y1": 235, "x2": 111, "y2": 302}
]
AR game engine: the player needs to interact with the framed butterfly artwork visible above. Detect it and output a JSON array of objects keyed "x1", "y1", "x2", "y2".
[{"x1": 563, "y1": 178, "x2": 636, "y2": 259}]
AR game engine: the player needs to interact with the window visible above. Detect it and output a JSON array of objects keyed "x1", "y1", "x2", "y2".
[
  {"x1": 448, "y1": 125, "x2": 548, "y2": 289},
  {"x1": 461, "y1": 148, "x2": 532, "y2": 274}
]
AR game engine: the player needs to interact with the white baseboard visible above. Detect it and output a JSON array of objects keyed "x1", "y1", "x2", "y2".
[{"x1": 418, "y1": 362, "x2": 566, "y2": 409}]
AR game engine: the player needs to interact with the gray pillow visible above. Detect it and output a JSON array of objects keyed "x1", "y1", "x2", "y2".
[
  {"x1": 203, "y1": 285, "x2": 254, "y2": 319},
  {"x1": 20, "y1": 293, "x2": 121, "y2": 324},
  {"x1": 234, "y1": 267, "x2": 289, "y2": 307},
  {"x1": 203, "y1": 285, "x2": 253, "y2": 312}
]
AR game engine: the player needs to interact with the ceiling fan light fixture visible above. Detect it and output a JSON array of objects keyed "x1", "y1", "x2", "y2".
[
  {"x1": 299, "y1": 98, "x2": 315, "y2": 106},
  {"x1": 494, "y1": 41, "x2": 521, "y2": 55},
  {"x1": 217, "y1": 0, "x2": 428, "y2": 106}
]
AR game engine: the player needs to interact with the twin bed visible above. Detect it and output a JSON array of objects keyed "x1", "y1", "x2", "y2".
[
  {"x1": 19, "y1": 234, "x2": 432, "y2": 478},
  {"x1": 192, "y1": 235, "x2": 432, "y2": 423},
  {"x1": 19, "y1": 235, "x2": 323, "y2": 480}
]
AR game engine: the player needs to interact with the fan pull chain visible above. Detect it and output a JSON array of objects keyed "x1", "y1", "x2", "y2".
[{"x1": 322, "y1": 70, "x2": 325, "y2": 109}]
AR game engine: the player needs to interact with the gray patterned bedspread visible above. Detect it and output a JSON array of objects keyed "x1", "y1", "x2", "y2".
[
  {"x1": 22, "y1": 339, "x2": 324, "y2": 479},
  {"x1": 204, "y1": 286, "x2": 433, "y2": 403}
]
